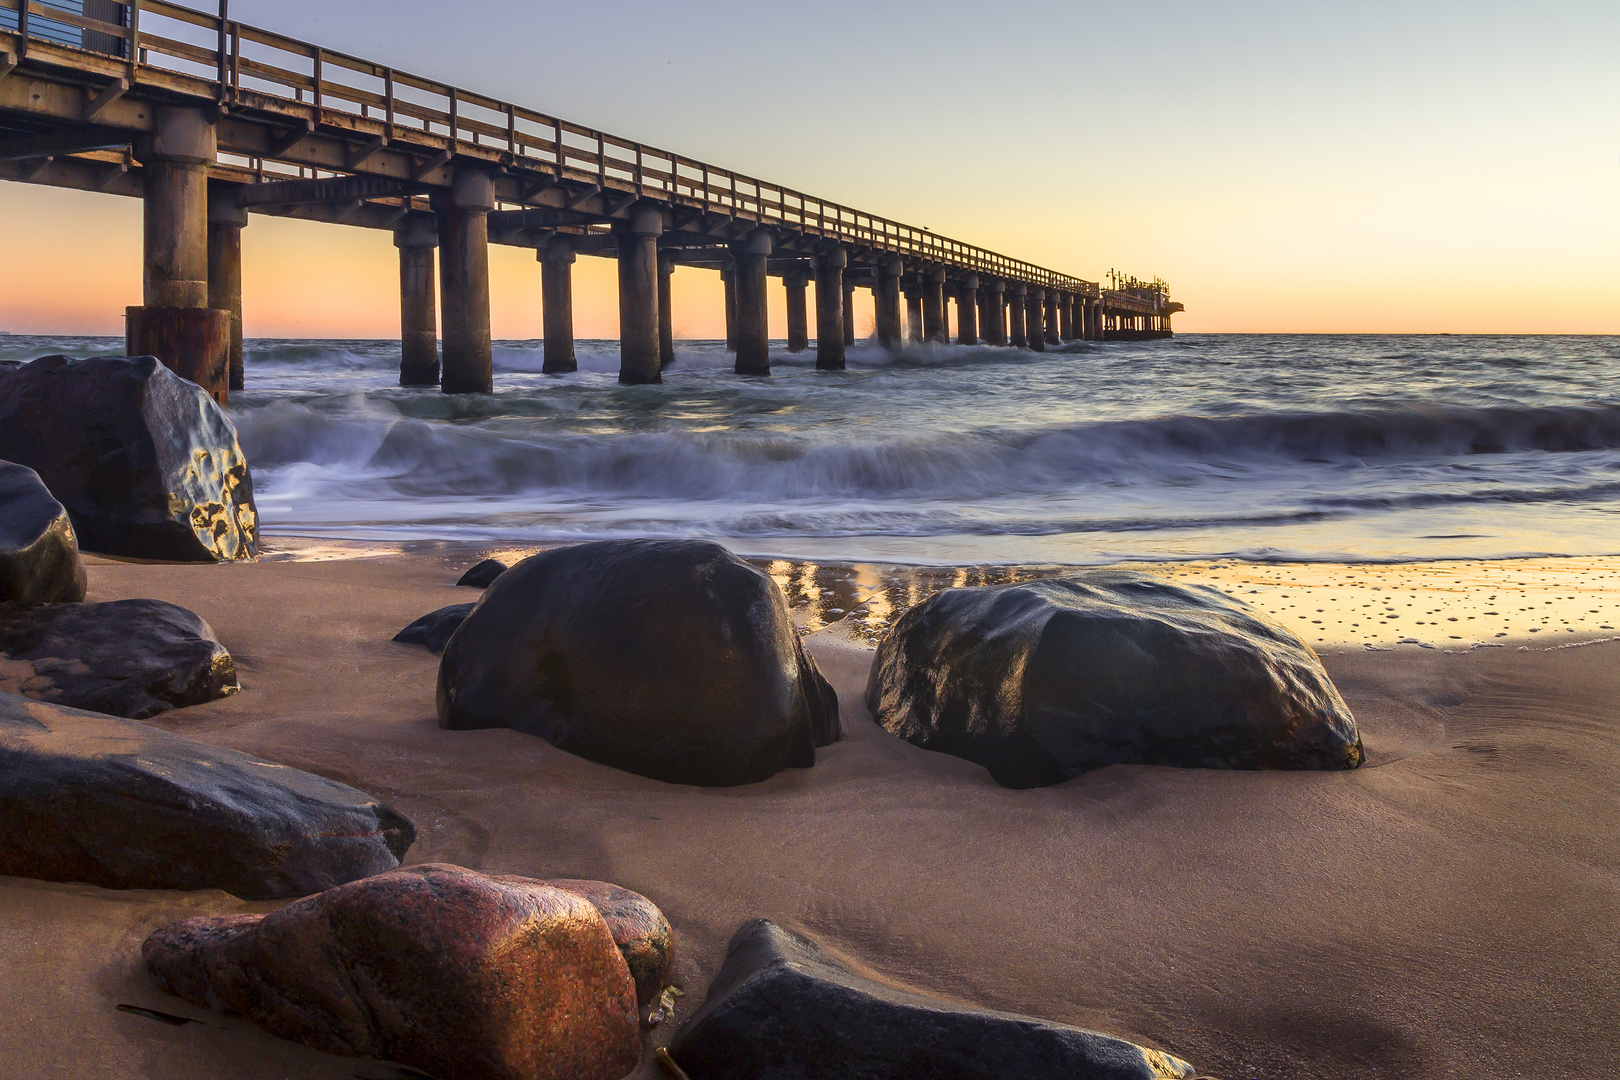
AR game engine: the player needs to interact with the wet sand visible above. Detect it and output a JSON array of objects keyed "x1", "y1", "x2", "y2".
[{"x1": 3, "y1": 542, "x2": 1618, "y2": 1079}]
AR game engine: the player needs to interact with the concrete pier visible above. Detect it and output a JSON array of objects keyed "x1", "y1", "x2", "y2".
[
  {"x1": 1044, "y1": 292, "x2": 1061, "y2": 346},
  {"x1": 983, "y1": 279, "x2": 1005, "y2": 346},
  {"x1": 957, "y1": 274, "x2": 979, "y2": 346},
  {"x1": 616, "y1": 203, "x2": 663, "y2": 384},
  {"x1": 785, "y1": 268, "x2": 809, "y2": 353},
  {"x1": 1008, "y1": 284, "x2": 1027, "y2": 347},
  {"x1": 733, "y1": 228, "x2": 772, "y2": 374},
  {"x1": 396, "y1": 213, "x2": 441, "y2": 385},
  {"x1": 816, "y1": 248, "x2": 846, "y2": 370},
  {"x1": 876, "y1": 258, "x2": 904, "y2": 351},
  {"x1": 206, "y1": 183, "x2": 246, "y2": 392},
  {"x1": 923, "y1": 269, "x2": 947, "y2": 343},
  {"x1": 658, "y1": 251, "x2": 675, "y2": 369},
  {"x1": 437, "y1": 169, "x2": 495, "y2": 394},
  {"x1": 905, "y1": 281, "x2": 924, "y2": 344},
  {"x1": 540, "y1": 238, "x2": 576, "y2": 374},
  {"x1": 1058, "y1": 294, "x2": 1074, "y2": 341},
  {"x1": 1090, "y1": 299, "x2": 1104, "y2": 341}
]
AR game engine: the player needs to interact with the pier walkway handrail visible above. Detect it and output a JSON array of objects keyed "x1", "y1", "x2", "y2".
[{"x1": 0, "y1": 0, "x2": 1100, "y2": 297}]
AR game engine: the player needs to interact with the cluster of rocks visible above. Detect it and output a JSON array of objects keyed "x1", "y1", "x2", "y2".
[{"x1": 0, "y1": 355, "x2": 1367, "y2": 1077}]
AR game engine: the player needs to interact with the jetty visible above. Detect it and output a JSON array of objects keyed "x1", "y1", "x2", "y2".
[{"x1": 0, "y1": 1, "x2": 1182, "y2": 400}]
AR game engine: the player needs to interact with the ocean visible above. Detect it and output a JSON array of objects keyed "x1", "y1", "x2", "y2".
[{"x1": 5, "y1": 333, "x2": 1619, "y2": 566}]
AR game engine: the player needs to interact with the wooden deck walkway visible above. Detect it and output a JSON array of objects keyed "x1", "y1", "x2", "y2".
[{"x1": 0, "y1": 0, "x2": 1181, "y2": 396}]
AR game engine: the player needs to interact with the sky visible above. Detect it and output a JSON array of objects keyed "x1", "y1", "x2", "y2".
[{"x1": 2, "y1": 0, "x2": 1617, "y2": 337}]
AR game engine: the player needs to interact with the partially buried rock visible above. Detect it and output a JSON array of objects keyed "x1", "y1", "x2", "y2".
[
  {"x1": 670, "y1": 919, "x2": 1195, "y2": 1080},
  {"x1": 866, "y1": 570, "x2": 1363, "y2": 788},
  {"x1": 0, "y1": 692, "x2": 414, "y2": 898},
  {"x1": 0, "y1": 460, "x2": 86, "y2": 604},
  {"x1": 143, "y1": 864, "x2": 642, "y2": 1080},
  {"x1": 534, "y1": 877, "x2": 675, "y2": 1006},
  {"x1": 457, "y1": 558, "x2": 508, "y2": 588},
  {"x1": 438, "y1": 539, "x2": 840, "y2": 786},
  {"x1": 393, "y1": 601, "x2": 474, "y2": 654},
  {"x1": 0, "y1": 355, "x2": 257, "y2": 562},
  {"x1": 0, "y1": 598, "x2": 237, "y2": 719}
]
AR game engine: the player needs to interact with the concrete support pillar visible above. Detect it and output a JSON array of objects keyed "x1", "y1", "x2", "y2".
[
  {"x1": 616, "y1": 203, "x2": 663, "y2": 385},
  {"x1": 1045, "y1": 293, "x2": 1061, "y2": 346},
  {"x1": 957, "y1": 274, "x2": 979, "y2": 346},
  {"x1": 785, "y1": 269, "x2": 809, "y2": 353},
  {"x1": 1027, "y1": 287, "x2": 1047, "y2": 352},
  {"x1": 875, "y1": 258, "x2": 904, "y2": 351},
  {"x1": 540, "y1": 238, "x2": 576, "y2": 374},
  {"x1": 396, "y1": 212, "x2": 441, "y2": 386},
  {"x1": 207, "y1": 182, "x2": 246, "y2": 392},
  {"x1": 1090, "y1": 300, "x2": 1104, "y2": 341},
  {"x1": 1058, "y1": 294, "x2": 1074, "y2": 341},
  {"x1": 732, "y1": 228, "x2": 772, "y2": 375},
  {"x1": 129, "y1": 107, "x2": 230, "y2": 403},
  {"x1": 1008, "y1": 285, "x2": 1027, "y2": 347},
  {"x1": 658, "y1": 250, "x2": 675, "y2": 370},
  {"x1": 905, "y1": 283, "x2": 924, "y2": 344},
  {"x1": 816, "y1": 248, "x2": 847, "y2": 370},
  {"x1": 842, "y1": 279, "x2": 856, "y2": 346},
  {"x1": 721, "y1": 264, "x2": 737, "y2": 351},
  {"x1": 437, "y1": 168, "x2": 495, "y2": 394},
  {"x1": 922, "y1": 268, "x2": 947, "y2": 344},
  {"x1": 982, "y1": 280, "x2": 1005, "y2": 346}
]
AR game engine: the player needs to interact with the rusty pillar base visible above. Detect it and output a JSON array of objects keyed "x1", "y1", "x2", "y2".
[{"x1": 125, "y1": 306, "x2": 231, "y2": 405}]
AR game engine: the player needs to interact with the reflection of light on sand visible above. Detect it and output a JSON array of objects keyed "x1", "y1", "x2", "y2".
[
  {"x1": 767, "y1": 556, "x2": 1620, "y2": 651},
  {"x1": 258, "y1": 536, "x2": 1620, "y2": 651}
]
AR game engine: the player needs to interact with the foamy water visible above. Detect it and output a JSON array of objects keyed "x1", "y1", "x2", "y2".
[{"x1": 6, "y1": 333, "x2": 1620, "y2": 564}]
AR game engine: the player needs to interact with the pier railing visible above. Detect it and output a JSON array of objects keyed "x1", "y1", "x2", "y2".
[{"x1": 0, "y1": 0, "x2": 1099, "y2": 296}]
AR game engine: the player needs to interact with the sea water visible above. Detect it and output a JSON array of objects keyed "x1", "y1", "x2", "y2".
[{"x1": 5, "y1": 333, "x2": 1619, "y2": 565}]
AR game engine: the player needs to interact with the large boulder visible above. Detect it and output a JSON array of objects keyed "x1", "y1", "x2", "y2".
[
  {"x1": 0, "y1": 460, "x2": 86, "y2": 604},
  {"x1": 143, "y1": 864, "x2": 643, "y2": 1080},
  {"x1": 0, "y1": 355, "x2": 258, "y2": 562},
  {"x1": 533, "y1": 877, "x2": 675, "y2": 1007},
  {"x1": 669, "y1": 919, "x2": 1195, "y2": 1080},
  {"x1": 438, "y1": 539, "x2": 840, "y2": 786},
  {"x1": 393, "y1": 601, "x2": 475, "y2": 654},
  {"x1": 866, "y1": 570, "x2": 1363, "y2": 788},
  {"x1": 0, "y1": 598, "x2": 237, "y2": 718},
  {"x1": 0, "y1": 692, "x2": 414, "y2": 898}
]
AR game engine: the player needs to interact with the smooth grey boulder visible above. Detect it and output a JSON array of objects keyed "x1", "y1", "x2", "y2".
[
  {"x1": 669, "y1": 919, "x2": 1195, "y2": 1080},
  {"x1": 438, "y1": 539, "x2": 839, "y2": 787},
  {"x1": 392, "y1": 602, "x2": 475, "y2": 654},
  {"x1": 0, "y1": 692, "x2": 415, "y2": 898},
  {"x1": 0, "y1": 598, "x2": 237, "y2": 719},
  {"x1": 0, "y1": 355, "x2": 258, "y2": 562},
  {"x1": 0, "y1": 460, "x2": 86, "y2": 605},
  {"x1": 866, "y1": 570, "x2": 1363, "y2": 788},
  {"x1": 456, "y1": 558, "x2": 507, "y2": 588}
]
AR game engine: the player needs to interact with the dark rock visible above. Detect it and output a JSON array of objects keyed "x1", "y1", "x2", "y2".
[
  {"x1": 0, "y1": 460, "x2": 86, "y2": 605},
  {"x1": 0, "y1": 355, "x2": 257, "y2": 562},
  {"x1": 0, "y1": 692, "x2": 414, "y2": 898},
  {"x1": 669, "y1": 919, "x2": 1195, "y2": 1080},
  {"x1": 456, "y1": 558, "x2": 508, "y2": 588},
  {"x1": 866, "y1": 570, "x2": 1363, "y2": 788},
  {"x1": 392, "y1": 602, "x2": 474, "y2": 654},
  {"x1": 0, "y1": 598, "x2": 237, "y2": 719},
  {"x1": 537, "y1": 877, "x2": 675, "y2": 1006},
  {"x1": 143, "y1": 863, "x2": 642, "y2": 1080},
  {"x1": 438, "y1": 539, "x2": 839, "y2": 787}
]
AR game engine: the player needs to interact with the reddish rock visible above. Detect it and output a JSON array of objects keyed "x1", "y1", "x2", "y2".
[
  {"x1": 538, "y1": 878, "x2": 675, "y2": 1006},
  {"x1": 143, "y1": 864, "x2": 642, "y2": 1080}
]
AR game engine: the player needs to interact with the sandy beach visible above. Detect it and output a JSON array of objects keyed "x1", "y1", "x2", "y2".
[{"x1": 3, "y1": 542, "x2": 1618, "y2": 1079}]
